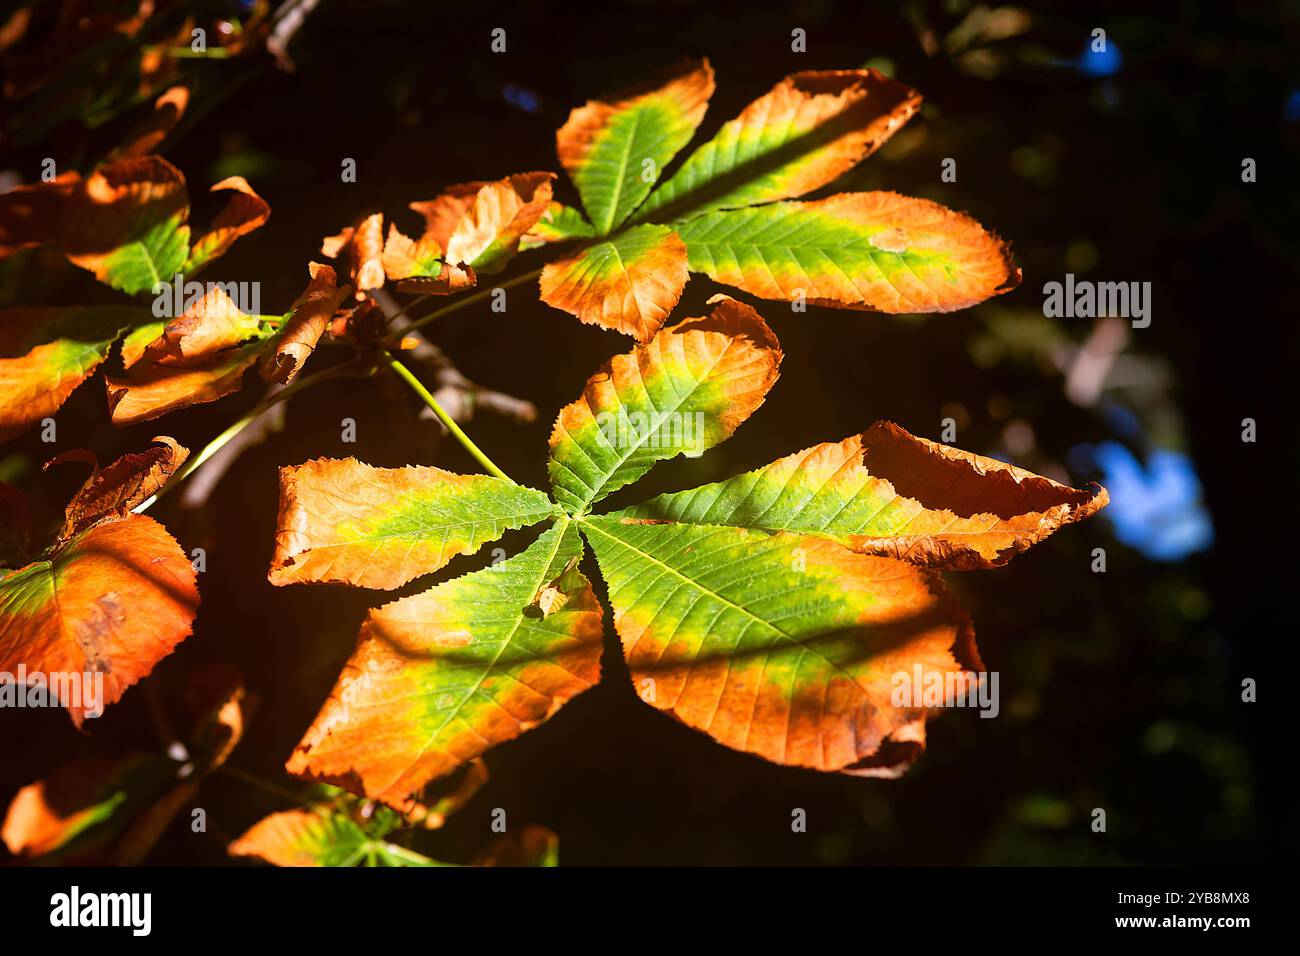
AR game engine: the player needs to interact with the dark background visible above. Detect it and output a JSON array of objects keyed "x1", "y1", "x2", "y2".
[{"x1": 0, "y1": 0, "x2": 1286, "y2": 865}]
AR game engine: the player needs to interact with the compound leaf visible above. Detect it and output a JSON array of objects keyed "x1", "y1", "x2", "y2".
[
  {"x1": 286, "y1": 519, "x2": 603, "y2": 811},
  {"x1": 580, "y1": 517, "x2": 976, "y2": 776},
  {"x1": 633, "y1": 69, "x2": 920, "y2": 223},
  {"x1": 620, "y1": 422, "x2": 1107, "y2": 569},
  {"x1": 677, "y1": 191, "x2": 1020, "y2": 312},
  {"x1": 539, "y1": 222, "x2": 688, "y2": 341},
  {"x1": 557, "y1": 58, "x2": 715, "y2": 234},
  {"x1": 547, "y1": 295, "x2": 781, "y2": 514},
  {"x1": 269, "y1": 457, "x2": 557, "y2": 589}
]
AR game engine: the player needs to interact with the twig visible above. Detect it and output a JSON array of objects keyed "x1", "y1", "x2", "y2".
[
  {"x1": 135, "y1": 359, "x2": 370, "y2": 514},
  {"x1": 373, "y1": 288, "x2": 537, "y2": 426},
  {"x1": 382, "y1": 267, "x2": 542, "y2": 344},
  {"x1": 266, "y1": 0, "x2": 324, "y2": 72},
  {"x1": 382, "y1": 354, "x2": 513, "y2": 482}
]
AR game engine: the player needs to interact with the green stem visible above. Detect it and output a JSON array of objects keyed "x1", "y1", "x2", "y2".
[
  {"x1": 216, "y1": 766, "x2": 306, "y2": 805},
  {"x1": 385, "y1": 267, "x2": 542, "y2": 344},
  {"x1": 134, "y1": 360, "x2": 368, "y2": 514},
  {"x1": 383, "y1": 353, "x2": 512, "y2": 481},
  {"x1": 164, "y1": 46, "x2": 232, "y2": 59}
]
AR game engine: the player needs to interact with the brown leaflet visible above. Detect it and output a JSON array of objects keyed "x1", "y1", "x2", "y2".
[
  {"x1": 260, "y1": 262, "x2": 351, "y2": 385},
  {"x1": 0, "y1": 515, "x2": 199, "y2": 727},
  {"x1": 539, "y1": 226, "x2": 689, "y2": 341},
  {"x1": 140, "y1": 285, "x2": 260, "y2": 366},
  {"x1": 381, "y1": 221, "x2": 440, "y2": 279},
  {"x1": 44, "y1": 436, "x2": 189, "y2": 542},
  {"x1": 382, "y1": 221, "x2": 478, "y2": 293},
  {"x1": 848, "y1": 421, "x2": 1110, "y2": 568},
  {"x1": 416, "y1": 172, "x2": 555, "y2": 271},
  {"x1": 184, "y1": 175, "x2": 271, "y2": 273},
  {"x1": 321, "y1": 213, "x2": 385, "y2": 298},
  {"x1": 106, "y1": 341, "x2": 265, "y2": 425}
]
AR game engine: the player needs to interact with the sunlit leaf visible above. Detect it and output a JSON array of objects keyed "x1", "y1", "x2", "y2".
[
  {"x1": 539, "y1": 223, "x2": 688, "y2": 341},
  {"x1": 547, "y1": 295, "x2": 781, "y2": 514},
  {"x1": 139, "y1": 285, "x2": 264, "y2": 367},
  {"x1": 633, "y1": 69, "x2": 920, "y2": 223},
  {"x1": 677, "y1": 191, "x2": 1020, "y2": 312},
  {"x1": 260, "y1": 262, "x2": 350, "y2": 385},
  {"x1": 105, "y1": 340, "x2": 264, "y2": 425},
  {"x1": 557, "y1": 58, "x2": 715, "y2": 233},
  {"x1": 620, "y1": 422, "x2": 1107, "y2": 568},
  {"x1": 286, "y1": 519, "x2": 603, "y2": 810},
  {"x1": 0, "y1": 513, "x2": 199, "y2": 726},
  {"x1": 381, "y1": 221, "x2": 442, "y2": 281},
  {"x1": 520, "y1": 201, "x2": 597, "y2": 250},
  {"x1": 182, "y1": 175, "x2": 270, "y2": 275},
  {"x1": 229, "y1": 806, "x2": 448, "y2": 867},
  {"x1": 580, "y1": 517, "x2": 976, "y2": 776},
  {"x1": 60, "y1": 155, "x2": 190, "y2": 295},
  {"x1": 269, "y1": 457, "x2": 557, "y2": 589},
  {"x1": 321, "y1": 213, "x2": 385, "y2": 298},
  {"x1": 0, "y1": 306, "x2": 148, "y2": 440},
  {"x1": 415, "y1": 172, "x2": 555, "y2": 275}
]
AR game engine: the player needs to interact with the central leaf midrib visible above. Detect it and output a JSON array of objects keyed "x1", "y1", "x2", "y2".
[{"x1": 595, "y1": 109, "x2": 644, "y2": 235}]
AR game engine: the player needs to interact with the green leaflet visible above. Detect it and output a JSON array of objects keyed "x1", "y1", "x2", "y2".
[
  {"x1": 233, "y1": 806, "x2": 449, "y2": 867},
  {"x1": 631, "y1": 69, "x2": 919, "y2": 224},
  {"x1": 579, "y1": 516, "x2": 973, "y2": 773},
  {"x1": 0, "y1": 306, "x2": 151, "y2": 439},
  {"x1": 546, "y1": 299, "x2": 781, "y2": 515},
  {"x1": 615, "y1": 429, "x2": 1106, "y2": 569},
  {"x1": 568, "y1": 102, "x2": 700, "y2": 233},
  {"x1": 286, "y1": 518, "x2": 605, "y2": 810},
  {"x1": 522, "y1": 202, "x2": 598, "y2": 249},
  {"x1": 99, "y1": 214, "x2": 190, "y2": 297},
  {"x1": 557, "y1": 60, "x2": 714, "y2": 234},
  {"x1": 269, "y1": 459, "x2": 559, "y2": 589},
  {"x1": 675, "y1": 193, "x2": 1019, "y2": 313},
  {"x1": 537, "y1": 222, "x2": 688, "y2": 340}
]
